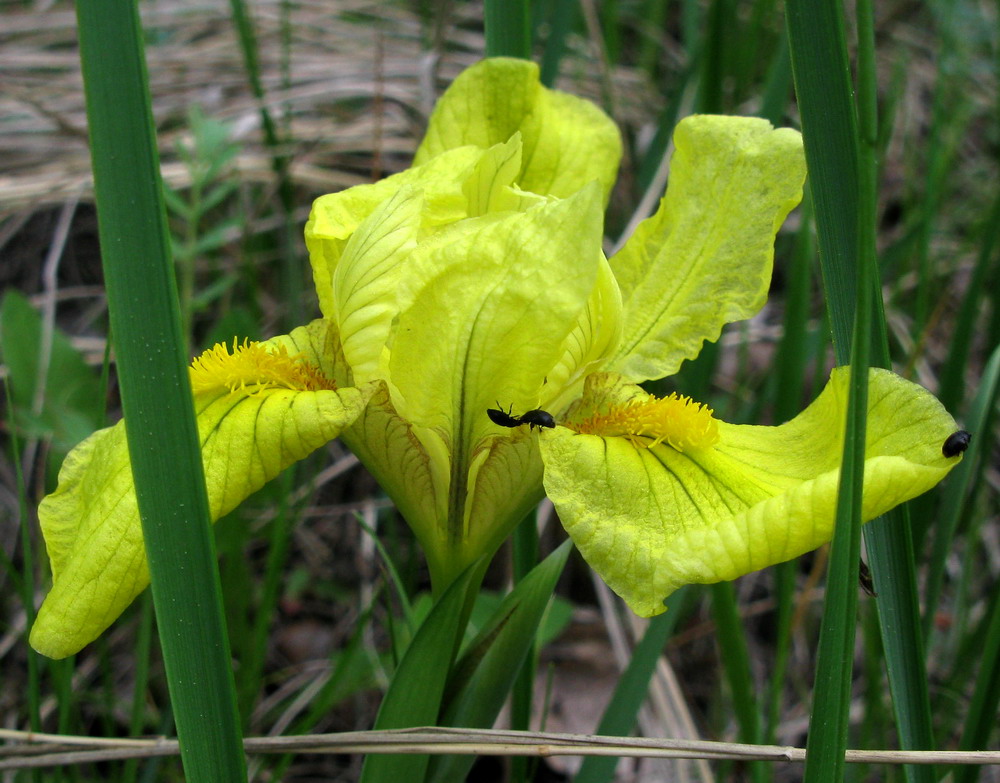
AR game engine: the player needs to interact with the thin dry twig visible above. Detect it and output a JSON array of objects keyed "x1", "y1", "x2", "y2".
[{"x1": 1, "y1": 726, "x2": 999, "y2": 771}]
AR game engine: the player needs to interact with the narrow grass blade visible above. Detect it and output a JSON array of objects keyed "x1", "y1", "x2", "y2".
[
  {"x1": 759, "y1": 34, "x2": 792, "y2": 126},
  {"x1": 864, "y1": 506, "x2": 936, "y2": 783},
  {"x1": 803, "y1": 247, "x2": 870, "y2": 783},
  {"x1": 3, "y1": 377, "x2": 42, "y2": 745},
  {"x1": 785, "y1": 0, "x2": 859, "y2": 362},
  {"x1": 924, "y1": 344, "x2": 1000, "y2": 638},
  {"x1": 635, "y1": 51, "x2": 700, "y2": 196},
  {"x1": 426, "y1": 541, "x2": 573, "y2": 783},
  {"x1": 764, "y1": 561, "x2": 795, "y2": 746},
  {"x1": 122, "y1": 592, "x2": 154, "y2": 783},
  {"x1": 637, "y1": 0, "x2": 669, "y2": 76},
  {"x1": 697, "y1": 0, "x2": 727, "y2": 113},
  {"x1": 73, "y1": 0, "x2": 245, "y2": 778},
  {"x1": 788, "y1": 0, "x2": 873, "y2": 779},
  {"x1": 508, "y1": 513, "x2": 541, "y2": 783},
  {"x1": 357, "y1": 511, "x2": 416, "y2": 631},
  {"x1": 239, "y1": 475, "x2": 298, "y2": 722},
  {"x1": 537, "y1": 0, "x2": 578, "y2": 86},
  {"x1": 225, "y1": 0, "x2": 300, "y2": 330},
  {"x1": 859, "y1": 144, "x2": 937, "y2": 783},
  {"x1": 711, "y1": 582, "x2": 768, "y2": 783},
  {"x1": 790, "y1": 0, "x2": 940, "y2": 780},
  {"x1": 937, "y1": 193, "x2": 1000, "y2": 413},
  {"x1": 954, "y1": 571, "x2": 1000, "y2": 783},
  {"x1": 359, "y1": 561, "x2": 481, "y2": 783},
  {"x1": 485, "y1": 0, "x2": 531, "y2": 59},
  {"x1": 855, "y1": 11, "x2": 938, "y2": 783}
]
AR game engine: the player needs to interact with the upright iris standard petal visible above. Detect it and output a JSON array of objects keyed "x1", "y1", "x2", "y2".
[
  {"x1": 331, "y1": 186, "x2": 424, "y2": 381},
  {"x1": 386, "y1": 185, "x2": 607, "y2": 574},
  {"x1": 30, "y1": 321, "x2": 369, "y2": 659},
  {"x1": 544, "y1": 256, "x2": 624, "y2": 415},
  {"x1": 306, "y1": 146, "x2": 485, "y2": 319},
  {"x1": 607, "y1": 116, "x2": 807, "y2": 383},
  {"x1": 540, "y1": 368, "x2": 963, "y2": 617},
  {"x1": 390, "y1": 184, "x2": 605, "y2": 439},
  {"x1": 414, "y1": 58, "x2": 623, "y2": 203}
]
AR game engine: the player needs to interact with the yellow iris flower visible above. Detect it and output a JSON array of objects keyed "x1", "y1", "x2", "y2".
[{"x1": 30, "y1": 58, "x2": 963, "y2": 658}]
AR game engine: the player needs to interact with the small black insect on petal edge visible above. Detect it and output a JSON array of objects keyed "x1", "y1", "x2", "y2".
[
  {"x1": 942, "y1": 430, "x2": 971, "y2": 458},
  {"x1": 486, "y1": 404, "x2": 555, "y2": 431}
]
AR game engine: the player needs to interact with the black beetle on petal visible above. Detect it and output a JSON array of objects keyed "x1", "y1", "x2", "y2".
[
  {"x1": 487, "y1": 404, "x2": 555, "y2": 431},
  {"x1": 942, "y1": 430, "x2": 971, "y2": 458}
]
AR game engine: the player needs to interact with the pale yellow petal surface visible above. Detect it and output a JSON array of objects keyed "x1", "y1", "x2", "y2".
[
  {"x1": 544, "y1": 255, "x2": 624, "y2": 415},
  {"x1": 607, "y1": 115, "x2": 806, "y2": 382},
  {"x1": 463, "y1": 429, "x2": 546, "y2": 564},
  {"x1": 331, "y1": 186, "x2": 424, "y2": 381},
  {"x1": 306, "y1": 146, "x2": 483, "y2": 318},
  {"x1": 30, "y1": 325, "x2": 369, "y2": 659},
  {"x1": 414, "y1": 58, "x2": 622, "y2": 202},
  {"x1": 389, "y1": 185, "x2": 604, "y2": 453},
  {"x1": 540, "y1": 368, "x2": 961, "y2": 617},
  {"x1": 338, "y1": 381, "x2": 449, "y2": 577},
  {"x1": 384, "y1": 185, "x2": 604, "y2": 564},
  {"x1": 462, "y1": 134, "x2": 545, "y2": 217}
]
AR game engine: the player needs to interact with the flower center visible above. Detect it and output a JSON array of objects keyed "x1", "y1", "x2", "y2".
[
  {"x1": 570, "y1": 392, "x2": 719, "y2": 452},
  {"x1": 190, "y1": 339, "x2": 337, "y2": 394}
]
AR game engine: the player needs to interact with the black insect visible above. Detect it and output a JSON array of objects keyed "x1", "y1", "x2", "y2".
[
  {"x1": 858, "y1": 559, "x2": 877, "y2": 598},
  {"x1": 942, "y1": 430, "x2": 971, "y2": 458},
  {"x1": 487, "y1": 404, "x2": 555, "y2": 431},
  {"x1": 519, "y1": 409, "x2": 556, "y2": 430},
  {"x1": 487, "y1": 403, "x2": 520, "y2": 427}
]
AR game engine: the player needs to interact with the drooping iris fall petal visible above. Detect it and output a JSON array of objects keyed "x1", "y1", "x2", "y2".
[
  {"x1": 30, "y1": 321, "x2": 369, "y2": 658},
  {"x1": 539, "y1": 368, "x2": 963, "y2": 617}
]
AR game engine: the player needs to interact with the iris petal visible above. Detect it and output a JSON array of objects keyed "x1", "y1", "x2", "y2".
[
  {"x1": 30, "y1": 321, "x2": 369, "y2": 658},
  {"x1": 414, "y1": 58, "x2": 622, "y2": 202},
  {"x1": 607, "y1": 115, "x2": 807, "y2": 383},
  {"x1": 540, "y1": 368, "x2": 961, "y2": 617}
]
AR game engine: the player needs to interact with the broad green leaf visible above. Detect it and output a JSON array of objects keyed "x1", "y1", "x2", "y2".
[
  {"x1": 0, "y1": 290, "x2": 103, "y2": 450},
  {"x1": 425, "y1": 540, "x2": 573, "y2": 783},
  {"x1": 359, "y1": 561, "x2": 482, "y2": 783}
]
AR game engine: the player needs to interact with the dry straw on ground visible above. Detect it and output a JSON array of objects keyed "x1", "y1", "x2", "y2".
[{"x1": 0, "y1": 0, "x2": 658, "y2": 217}]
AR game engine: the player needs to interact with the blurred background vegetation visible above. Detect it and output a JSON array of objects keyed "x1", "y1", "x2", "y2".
[{"x1": 1, "y1": 0, "x2": 998, "y2": 780}]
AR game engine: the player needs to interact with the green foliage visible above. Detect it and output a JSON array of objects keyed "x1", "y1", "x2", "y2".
[
  {"x1": 0, "y1": 290, "x2": 102, "y2": 454},
  {"x1": 73, "y1": 0, "x2": 246, "y2": 778},
  {"x1": 163, "y1": 107, "x2": 245, "y2": 342}
]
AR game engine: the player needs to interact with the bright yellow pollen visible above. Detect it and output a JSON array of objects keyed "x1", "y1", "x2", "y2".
[
  {"x1": 573, "y1": 392, "x2": 719, "y2": 452},
  {"x1": 190, "y1": 339, "x2": 337, "y2": 394}
]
